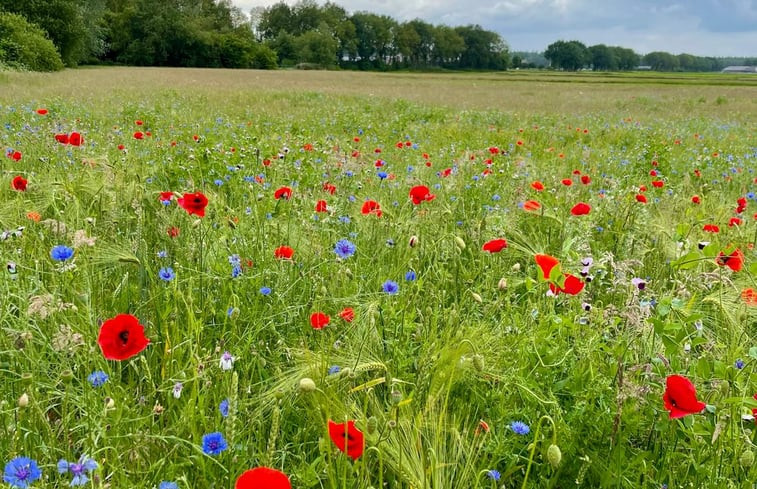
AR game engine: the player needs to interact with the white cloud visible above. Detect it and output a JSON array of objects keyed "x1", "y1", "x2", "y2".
[{"x1": 232, "y1": 0, "x2": 757, "y2": 56}]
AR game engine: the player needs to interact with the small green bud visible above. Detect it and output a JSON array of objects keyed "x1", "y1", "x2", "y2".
[
  {"x1": 547, "y1": 444, "x2": 562, "y2": 468},
  {"x1": 387, "y1": 420, "x2": 397, "y2": 430},
  {"x1": 366, "y1": 416, "x2": 378, "y2": 434},
  {"x1": 298, "y1": 377, "x2": 316, "y2": 393},
  {"x1": 391, "y1": 389, "x2": 403, "y2": 405},
  {"x1": 472, "y1": 354, "x2": 485, "y2": 372},
  {"x1": 471, "y1": 292, "x2": 483, "y2": 303},
  {"x1": 60, "y1": 370, "x2": 74, "y2": 383},
  {"x1": 18, "y1": 393, "x2": 29, "y2": 408},
  {"x1": 454, "y1": 236, "x2": 466, "y2": 250},
  {"x1": 740, "y1": 449, "x2": 754, "y2": 468},
  {"x1": 21, "y1": 373, "x2": 33, "y2": 385}
]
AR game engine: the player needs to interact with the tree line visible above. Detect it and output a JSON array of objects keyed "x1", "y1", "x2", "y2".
[{"x1": 0, "y1": 0, "x2": 754, "y2": 72}]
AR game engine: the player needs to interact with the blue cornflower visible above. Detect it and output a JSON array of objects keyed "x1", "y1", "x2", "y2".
[
  {"x1": 382, "y1": 280, "x2": 400, "y2": 295},
  {"x1": 157, "y1": 250, "x2": 168, "y2": 258},
  {"x1": 231, "y1": 265, "x2": 242, "y2": 278},
  {"x1": 87, "y1": 371, "x2": 109, "y2": 387},
  {"x1": 377, "y1": 171, "x2": 388, "y2": 180},
  {"x1": 159, "y1": 267, "x2": 175, "y2": 282},
  {"x1": 338, "y1": 216, "x2": 351, "y2": 224},
  {"x1": 735, "y1": 359, "x2": 745, "y2": 369},
  {"x1": 159, "y1": 482, "x2": 178, "y2": 489},
  {"x1": 259, "y1": 286, "x2": 272, "y2": 296},
  {"x1": 334, "y1": 239, "x2": 357, "y2": 259},
  {"x1": 486, "y1": 469, "x2": 501, "y2": 481},
  {"x1": 328, "y1": 365, "x2": 341, "y2": 375},
  {"x1": 201, "y1": 432, "x2": 228, "y2": 455},
  {"x1": 405, "y1": 270, "x2": 417, "y2": 281},
  {"x1": 214, "y1": 179, "x2": 224, "y2": 186},
  {"x1": 510, "y1": 421, "x2": 530, "y2": 435},
  {"x1": 228, "y1": 255, "x2": 241, "y2": 266},
  {"x1": 51, "y1": 245, "x2": 74, "y2": 262},
  {"x1": 4, "y1": 457, "x2": 42, "y2": 488},
  {"x1": 58, "y1": 456, "x2": 97, "y2": 486},
  {"x1": 492, "y1": 194, "x2": 501, "y2": 201},
  {"x1": 219, "y1": 399, "x2": 230, "y2": 417}
]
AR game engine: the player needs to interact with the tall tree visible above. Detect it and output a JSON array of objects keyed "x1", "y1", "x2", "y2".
[
  {"x1": 544, "y1": 40, "x2": 588, "y2": 70},
  {"x1": 588, "y1": 44, "x2": 617, "y2": 71}
]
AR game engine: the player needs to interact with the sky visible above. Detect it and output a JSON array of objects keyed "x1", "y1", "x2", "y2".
[{"x1": 233, "y1": 0, "x2": 757, "y2": 57}]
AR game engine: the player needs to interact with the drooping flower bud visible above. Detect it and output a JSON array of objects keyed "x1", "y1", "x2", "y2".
[
  {"x1": 298, "y1": 377, "x2": 316, "y2": 393},
  {"x1": 547, "y1": 444, "x2": 562, "y2": 468}
]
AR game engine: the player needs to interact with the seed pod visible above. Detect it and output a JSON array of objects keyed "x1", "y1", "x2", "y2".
[
  {"x1": 60, "y1": 369, "x2": 74, "y2": 383},
  {"x1": 472, "y1": 354, "x2": 485, "y2": 372},
  {"x1": 740, "y1": 449, "x2": 754, "y2": 468},
  {"x1": 409, "y1": 235, "x2": 419, "y2": 248},
  {"x1": 391, "y1": 389, "x2": 403, "y2": 405},
  {"x1": 454, "y1": 236, "x2": 466, "y2": 250},
  {"x1": 547, "y1": 444, "x2": 562, "y2": 468},
  {"x1": 18, "y1": 393, "x2": 29, "y2": 408},
  {"x1": 471, "y1": 292, "x2": 483, "y2": 303},
  {"x1": 298, "y1": 377, "x2": 316, "y2": 393},
  {"x1": 498, "y1": 277, "x2": 508, "y2": 290},
  {"x1": 366, "y1": 416, "x2": 378, "y2": 434}
]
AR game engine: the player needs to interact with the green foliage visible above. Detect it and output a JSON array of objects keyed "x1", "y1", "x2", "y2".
[
  {"x1": 544, "y1": 40, "x2": 589, "y2": 71},
  {"x1": 0, "y1": 11, "x2": 63, "y2": 71}
]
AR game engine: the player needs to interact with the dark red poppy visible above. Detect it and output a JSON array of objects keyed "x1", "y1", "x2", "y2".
[
  {"x1": 716, "y1": 248, "x2": 744, "y2": 272},
  {"x1": 274, "y1": 187, "x2": 292, "y2": 200},
  {"x1": 691, "y1": 195, "x2": 700, "y2": 204},
  {"x1": 409, "y1": 185, "x2": 436, "y2": 205},
  {"x1": 274, "y1": 246, "x2": 294, "y2": 260},
  {"x1": 310, "y1": 312, "x2": 330, "y2": 329},
  {"x1": 55, "y1": 133, "x2": 70, "y2": 144},
  {"x1": 361, "y1": 200, "x2": 382, "y2": 217},
  {"x1": 133, "y1": 131, "x2": 144, "y2": 140},
  {"x1": 97, "y1": 314, "x2": 150, "y2": 361},
  {"x1": 570, "y1": 202, "x2": 591, "y2": 216},
  {"x1": 315, "y1": 200, "x2": 328, "y2": 213},
  {"x1": 323, "y1": 183, "x2": 336, "y2": 195},
  {"x1": 561, "y1": 178, "x2": 573, "y2": 186},
  {"x1": 167, "y1": 227, "x2": 180, "y2": 238},
  {"x1": 752, "y1": 393, "x2": 757, "y2": 422},
  {"x1": 36, "y1": 108, "x2": 48, "y2": 115},
  {"x1": 328, "y1": 420, "x2": 364, "y2": 460},
  {"x1": 118, "y1": 144, "x2": 125, "y2": 151},
  {"x1": 549, "y1": 273, "x2": 585, "y2": 295},
  {"x1": 531, "y1": 181, "x2": 545, "y2": 191},
  {"x1": 651, "y1": 180, "x2": 664, "y2": 188},
  {"x1": 12, "y1": 176, "x2": 27, "y2": 191},
  {"x1": 729, "y1": 217, "x2": 742, "y2": 227},
  {"x1": 135, "y1": 120, "x2": 143, "y2": 126},
  {"x1": 663, "y1": 375, "x2": 706, "y2": 419},
  {"x1": 482, "y1": 239, "x2": 508, "y2": 253},
  {"x1": 703, "y1": 224, "x2": 719, "y2": 233},
  {"x1": 339, "y1": 307, "x2": 355, "y2": 322},
  {"x1": 636, "y1": 194, "x2": 647, "y2": 203},
  {"x1": 235, "y1": 467, "x2": 291, "y2": 489},
  {"x1": 159, "y1": 192, "x2": 174, "y2": 202},
  {"x1": 535, "y1": 254, "x2": 560, "y2": 280},
  {"x1": 68, "y1": 132, "x2": 83, "y2": 147},
  {"x1": 9, "y1": 151, "x2": 21, "y2": 161},
  {"x1": 178, "y1": 192, "x2": 208, "y2": 217},
  {"x1": 523, "y1": 200, "x2": 541, "y2": 211},
  {"x1": 580, "y1": 175, "x2": 591, "y2": 185}
]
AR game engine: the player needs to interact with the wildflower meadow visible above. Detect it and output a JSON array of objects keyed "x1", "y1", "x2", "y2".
[{"x1": 1, "y1": 68, "x2": 756, "y2": 488}]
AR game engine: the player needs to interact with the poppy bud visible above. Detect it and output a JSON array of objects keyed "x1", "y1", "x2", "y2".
[
  {"x1": 547, "y1": 444, "x2": 562, "y2": 468},
  {"x1": 454, "y1": 236, "x2": 466, "y2": 250},
  {"x1": 21, "y1": 372, "x2": 33, "y2": 385},
  {"x1": 498, "y1": 278, "x2": 508, "y2": 290},
  {"x1": 387, "y1": 420, "x2": 397, "y2": 430},
  {"x1": 298, "y1": 377, "x2": 316, "y2": 393},
  {"x1": 471, "y1": 292, "x2": 483, "y2": 303},
  {"x1": 472, "y1": 354, "x2": 485, "y2": 372},
  {"x1": 105, "y1": 397, "x2": 115, "y2": 410},
  {"x1": 344, "y1": 268, "x2": 353, "y2": 279},
  {"x1": 512, "y1": 263, "x2": 521, "y2": 271},
  {"x1": 409, "y1": 235, "x2": 419, "y2": 247},
  {"x1": 740, "y1": 449, "x2": 754, "y2": 468},
  {"x1": 366, "y1": 416, "x2": 378, "y2": 434},
  {"x1": 320, "y1": 286, "x2": 328, "y2": 296},
  {"x1": 60, "y1": 369, "x2": 74, "y2": 383},
  {"x1": 18, "y1": 393, "x2": 29, "y2": 408},
  {"x1": 391, "y1": 389, "x2": 403, "y2": 405}
]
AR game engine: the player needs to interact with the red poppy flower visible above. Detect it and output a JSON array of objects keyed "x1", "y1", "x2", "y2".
[
  {"x1": 36, "y1": 108, "x2": 48, "y2": 115},
  {"x1": 651, "y1": 180, "x2": 664, "y2": 188},
  {"x1": 663, "y1": 375, "x2": 706, "y2": 419},
  {"x1": 729, "y1": 217, "x2": 742, "y2": 227},
  {"x1": 716, "y1": 248, "x2": 744, "y2": 272},
  {"x1": 274, "y1": 186, "x2": 292, "y2": 200},
  {"x1": 741, "y1": 288, "x2": 757, "y2": 306},
  {"x1": 178, "y1": 191, "x2": 208, "y2": 217},
  {"x1": 274, "y1": 246, "x2": 294, "y2": 260},
  {"x1": 159, "y1": 192, "x2": 173, "y2": 202},
  {"x1": 323, "y1": 183, "x2": 336, "y2": 195},
  {"x1": 482, "y1": 239, "x2": 508, "y2": 253},
  {"x1": 535, "y1": 254, "x2": 560, "y2": 280},
  {"x1": 12, "y1": 176, "x2": 27, "y2": 191},
  {"x1": 703, "y1": 224, "x2": 719, "y2": 233},
  {"x1": 118, "y1": 144, "x2": 125, "y2": 151},
  {"x1": 310, "y1": 312, "x2": 330, "y2": 329},
  {"x1": 361, "y1": 200, "x2": 382, "y2": 217},
  {"x1": 235, "y1": 467, "x2": 291, "y2": 489},
  {"x1": 315, "y1": 200, "x2": 328, "y2": 213},
  {"x1": 328, "y1": 420, "x2": 364, "y2": 460},
  {"x1": 9, "y1": 151, "x2": 21, "y2": 161},
  {"x1": 133, "y1": 131, "x2": 144, "y2": 140},
  {"x1": 55, "y1": 133, "x2": 70, "y2": 144},
  {"x1": 67, "y1": 132, "x2": 83, "y2": 147},
  {"x1": 580, "y1": 175, "x2": 591, "y2": 185},
  {"x1": 691, "y1": 195, "x2": 700, "y2": 204},
  {"x1": 650, "y1": 169, "x2": 657, "y2": 176},
  {"x1": 561, "y1": 178, "x2": 573, "y2": 186},
  {"x1": 488, "y1": 146, "x2": 499, "y2": 154},
  {"x1": 167, "y1": 227, "x2": 180, "y2": 238},
  {"x1": 635, "y1": 194, "x2": 647, "y2": 203},
  {"x1": 135, "y1": 119, "x2": 143, "y2": 126},
  {"x1": 339, "y1": 307, "x2": 355, "y2": 322},
  {"x1": 549, "y1": 273, "x2": 585, "y2": 295},
  {"x1": 97, "y1": 314, "x2": 150, "y2": 361},
  {"x1": 531, "y1": 181, "x2": 545, "y2": 191},
  {"x1": 752, "y1": 393, "x2": 757, "y2": 422},
  {"x1": 409, "y1": 185, "x2": 436, "y2": 205},
  {"x1": 570, "y1": 202, "x2": 591, "y2": 216},
  {"x1": 639, "y1": 185, "x2": 647, "y2": 192},
  {"x1": 523, "y1": 200, "x2": 541, "y2": 211}
]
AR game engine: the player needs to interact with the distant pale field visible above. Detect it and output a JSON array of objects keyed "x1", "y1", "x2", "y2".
[{"x1": 1, "y1": 67, "x2": 756, "y2": 118}]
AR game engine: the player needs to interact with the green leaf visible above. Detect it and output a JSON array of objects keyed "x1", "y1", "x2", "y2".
[{"x1": 672, "y1": 251, "x2": 700, "y2": 270}]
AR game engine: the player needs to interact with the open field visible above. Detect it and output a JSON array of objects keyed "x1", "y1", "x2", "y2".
[{"x1": 1, "y1": 67, "x2": 756, "y2": 488}]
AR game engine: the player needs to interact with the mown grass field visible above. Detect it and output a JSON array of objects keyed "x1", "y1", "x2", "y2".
[{"x1": 1, "y1": 67, "x2": 756, "y2": 488}]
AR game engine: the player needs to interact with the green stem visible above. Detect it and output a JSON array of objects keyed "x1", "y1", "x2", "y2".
[{"x1": 521, "y1": 415, "x2": 557, "y2": 489}]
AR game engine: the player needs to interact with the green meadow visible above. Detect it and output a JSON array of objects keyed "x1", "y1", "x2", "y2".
[{"x1": 1, "y1": 67, "x2": 756, "y2": 488}]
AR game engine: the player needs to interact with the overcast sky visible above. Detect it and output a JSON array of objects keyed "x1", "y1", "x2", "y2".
[{"x1": 233, "y1": 0, "x2": 757, "y2": 57}]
